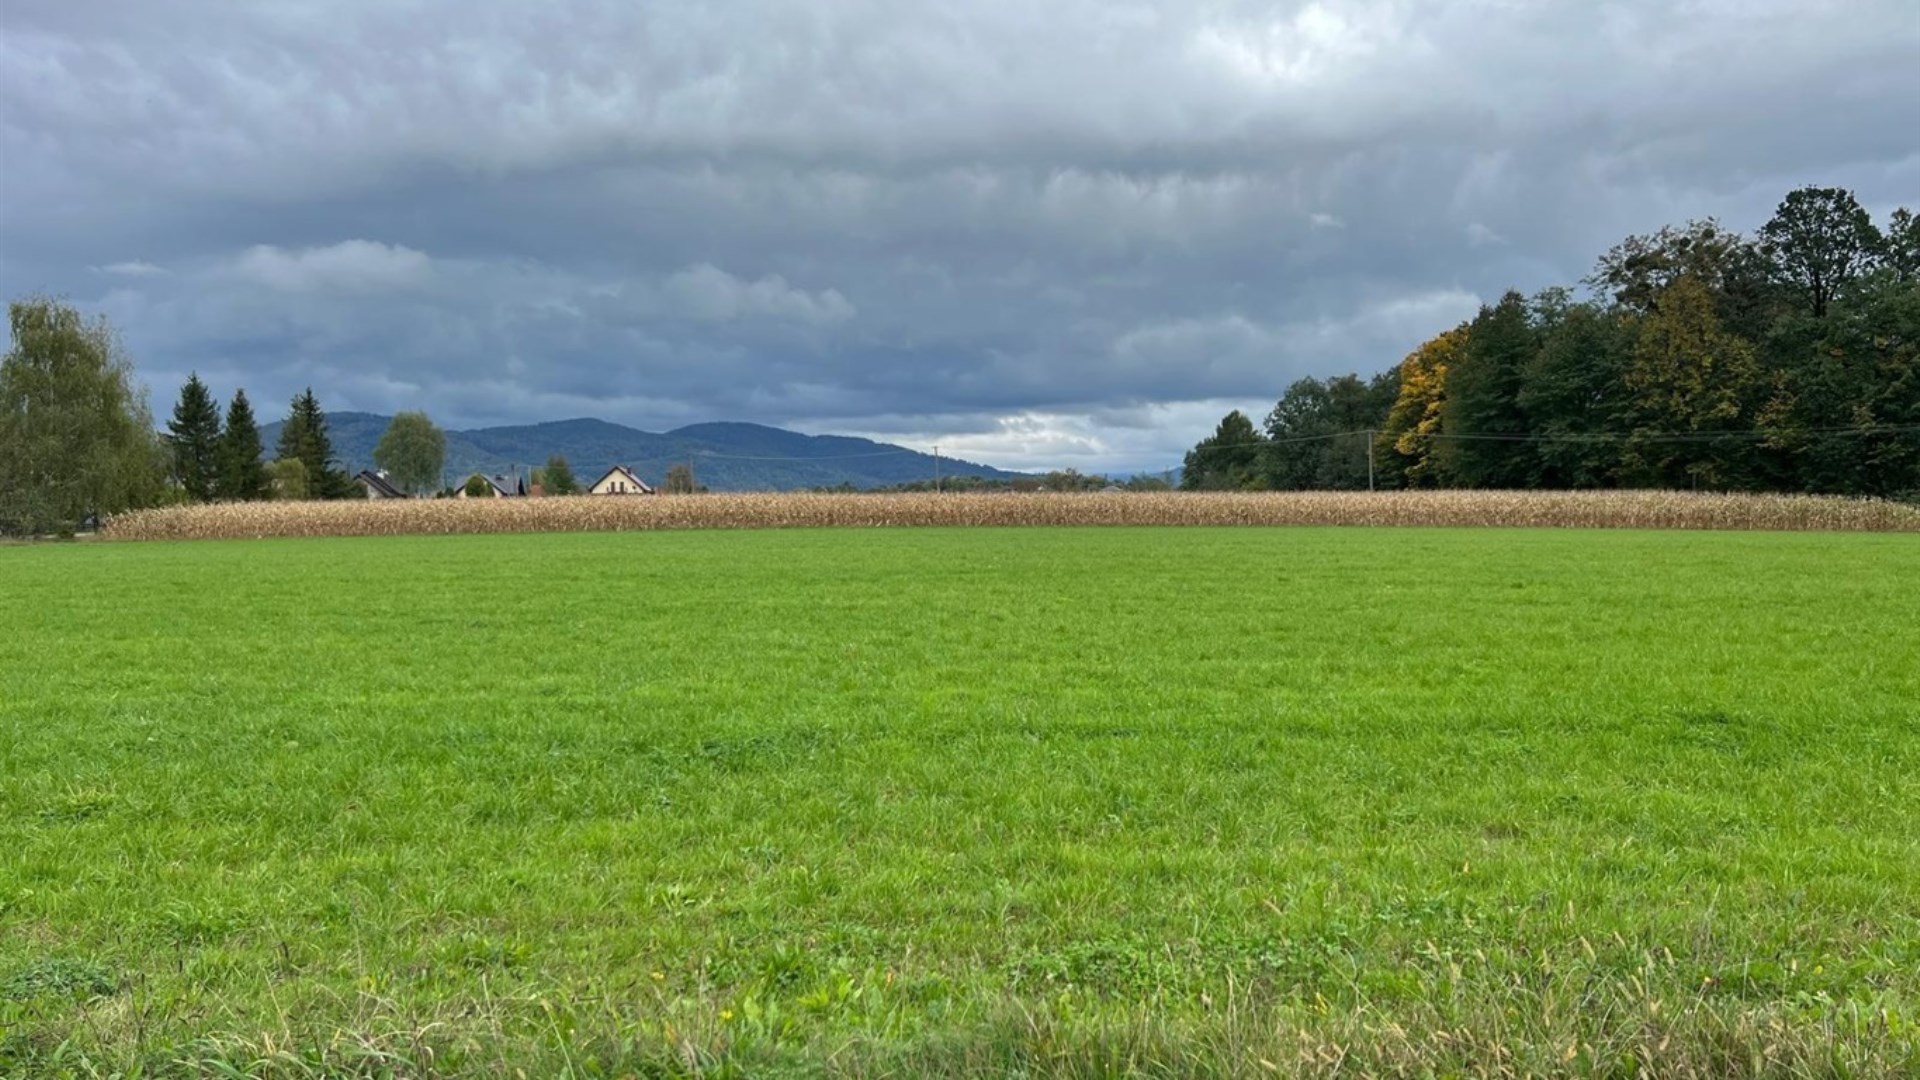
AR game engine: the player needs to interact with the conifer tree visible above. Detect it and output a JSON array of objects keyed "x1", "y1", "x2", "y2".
[
  {"x1": 167, "y1": 373, "x2": 222, "y2": 502},
  {"x1": 275, "y1": 387, "x2": 350, "y2": 499},
  {"x1": 217, "y1": 388, "x2": 268, "y2": 501}
]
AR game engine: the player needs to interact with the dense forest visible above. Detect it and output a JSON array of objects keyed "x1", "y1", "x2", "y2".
[{"x1": 1184, "y1": 187, "x2": 1920, "y2": 498}]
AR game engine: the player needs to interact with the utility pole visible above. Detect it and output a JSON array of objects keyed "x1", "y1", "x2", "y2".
[
  {"x1": 1366, "y1": 431, "x2": 1376, "y2": 492},
  {"x1": 933, "y1": 444, "x2": 941, "y2": 493}
]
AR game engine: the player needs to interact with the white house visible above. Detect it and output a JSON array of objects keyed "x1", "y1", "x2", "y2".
[{"x1": 588, "y1": 465, "x2": 654, "y2": 495}]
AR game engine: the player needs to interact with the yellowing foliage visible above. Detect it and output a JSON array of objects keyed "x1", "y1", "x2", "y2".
[
  {"x1": 1382, "y1": 324, "x2": 1469, "y2": 485},
  {"x1": 1627, "y1": 276, "x2": 1759, "y2": 430}
]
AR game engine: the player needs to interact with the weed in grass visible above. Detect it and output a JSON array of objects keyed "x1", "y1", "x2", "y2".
[
  {"x1": 1, "y1": 959, "x2": 115, "y2": 1002},
  {"x1": 34, "y1": 786, "x2": 113, "y2": 824}
]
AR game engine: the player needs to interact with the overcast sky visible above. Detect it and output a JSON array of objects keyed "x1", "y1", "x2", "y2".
[{"x1": 3, "y1": 1, "x2": 1916, "y2": 471}]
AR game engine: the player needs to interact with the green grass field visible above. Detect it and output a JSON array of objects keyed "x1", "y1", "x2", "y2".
[{"x1": 3, "y1": 527, "x2": 1918, "y2": 1077}]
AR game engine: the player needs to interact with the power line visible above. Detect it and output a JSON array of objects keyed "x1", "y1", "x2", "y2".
[
  {"x1": 1182, "y1": 424, "x2": 1920, "y2": 454},
  {"x1": 1424, "y1": 425, "x2": 1920, "y2": 444},
  {"x1": 555, "y1": 423, "x2": 1917, "y2": 476}
]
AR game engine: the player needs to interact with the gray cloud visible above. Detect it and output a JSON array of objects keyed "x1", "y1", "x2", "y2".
[
  {"x1": 232, "y1": 241, "x2": 434, "y2": 294},
  {"x1": 3, "y1": 0, "x2": 1917, "y2": 471},
  {"x1": 94, "y1": 260, "x2": 168, "y2": 277}
]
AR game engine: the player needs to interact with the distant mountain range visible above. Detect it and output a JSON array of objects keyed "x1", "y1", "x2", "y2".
[{"x1": 257, "y1": 412, "x2": 1025, "y2": 491}]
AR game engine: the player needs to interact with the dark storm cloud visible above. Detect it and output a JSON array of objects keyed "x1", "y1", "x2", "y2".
[{"x1": 4, "y1": 0, "x2": 1917, "y2": 470}]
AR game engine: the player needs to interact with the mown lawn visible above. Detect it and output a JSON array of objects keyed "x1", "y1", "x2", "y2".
[{"x1": 2, "y1": 527, "x2": 1918, "y2": 1077}]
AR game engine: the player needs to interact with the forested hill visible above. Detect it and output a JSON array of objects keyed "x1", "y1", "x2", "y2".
[
  {"x1": 1184, "y1": 186, "x2": 1920, "y2": 499},
  {"x1": 257, "y1": 414, "x2": 1022, "y2": 491}
]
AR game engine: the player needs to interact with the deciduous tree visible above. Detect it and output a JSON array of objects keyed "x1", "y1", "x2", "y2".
[
  {"x1": 1754, "y1": 275, "x2": 1920, "y2": 496},
  {"x1": 542, "y1": 454, "x2": 579, "y2": 495},
  {"x1": 1180, "y1": 410, "x2": 1264, "y2": 490},
  {"x1": 371, "y1": 411, "x2": 445, "y2": 495},
  {"x1": 664, "y1": 462, "x2": 698, "y2": 494},
  {"x1": 1433, "y1": 292, "x2": 1537, "y2": 488},
  {"x1": 1380, "y1": 324, "x2": 1467, "y2": 486},
  {"x1": 1518, "y1": 294, "x2": 1634, "y2": 488},
  {"x1": 0, "y1": 298, "x2": 165, "y2": 535},
  {"x1": 1759, "y1": 186, "x2": 1883, "y2": 317},
  {"x1": 1623, "y1": 276, "x2": 1760, "y2": 488},
  {"x1": 267, "y1": 457, "x2": 308, "y2": 500},
  {"x1": 1263, "y1": 373, "x2": 1398, "y2": 490},
  {"x1": 1883, "y1": 207, "x2": 1920, "y2": 284},
  {"x1": 1587, "y1": 219, "x2": 1747, "y2": 313}
]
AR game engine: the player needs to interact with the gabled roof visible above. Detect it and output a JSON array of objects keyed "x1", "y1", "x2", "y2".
[
  {"x1": 590, "y1": 464, "x2": 654, "y2": 494},
  {"x1": 354, "y1": 469, "x2": 406, "y2": 498},
  {"x1": 463, "y1": 473, "x2": 525, "y2": 496}
]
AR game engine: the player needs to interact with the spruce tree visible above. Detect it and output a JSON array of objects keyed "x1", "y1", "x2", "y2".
[
  {"x1": 275, "y1": 388, "x2": 350, "y2": 499},
  {"x1": 167, "y1": 373, "x2": 222, "y2": 502},
  {"x1": 217, "y1": 388, "x2": 268, "y2": 500}
]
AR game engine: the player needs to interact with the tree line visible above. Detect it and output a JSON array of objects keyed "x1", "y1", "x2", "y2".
[
  {"x1": 0, "y1": 295, "x2": 582, "y2": 536},
  {"x1": 164, "y1": 379, "x2": 442, "y2": 502},
  {"x1": 169, "y1": 379, "x2": 488, "y2": 503},
  {"x1": 161, "y1": 377, "x2": 351, "y2": 502},
  {"x1": 0, "y1": 295, "x2": 712, "y2": 535},
  {"x1": 1183, "y1": 186, "x2": 1920, "y2": 498}
]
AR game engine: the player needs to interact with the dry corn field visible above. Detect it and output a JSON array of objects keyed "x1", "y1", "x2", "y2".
[{"x1": 102, "y1": 489, "x2": 1920, "y2": 540}]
